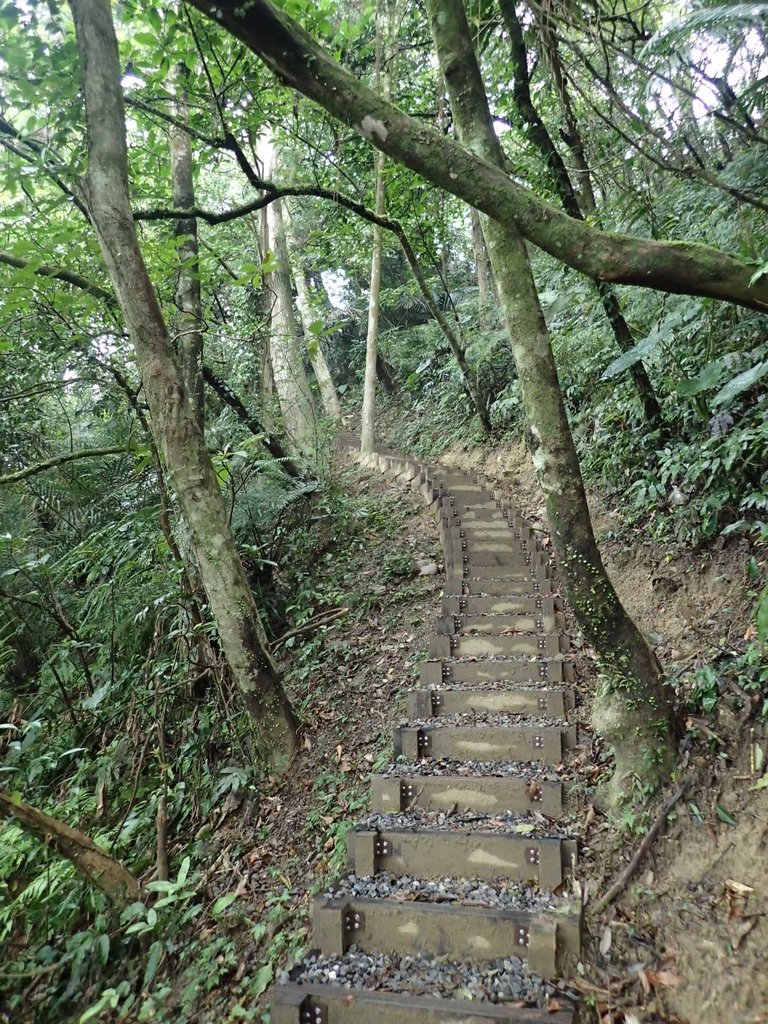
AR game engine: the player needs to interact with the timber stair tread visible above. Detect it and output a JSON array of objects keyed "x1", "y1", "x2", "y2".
[
  {"x1": 269, "y1": 447, "x2": 581, "y2": 1022},
  {"x1": 408, "y1": 685, "x2": 573, "y2": 718},
  {"x1": 272, "y1": 981, "x2": 575, "y2": 1023},
  {"x1": 370, "y1": 770, "x2": 566, "y2": 817}
]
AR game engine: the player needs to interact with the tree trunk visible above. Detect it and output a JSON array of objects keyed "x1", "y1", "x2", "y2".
[
  {"x1": 185, "y1": 0, "x2": 768, "y2": 315},
  {"x1": 0, "y1": 789, "x2": 140, "y2": 904},
  {"x1": 284, "y1": 209, "x2": 343, "y2": 422},
  {"x1": 170, "y1": 71, "x2": 205, "y2": 428},
  {"x1": 470, "y1": 207, "x2": 495, "y2": 314},
  {"x1": 360, "y1": 7, "x2": 388, "y2": 455},
  {"x1": 499, "y1": 0, "x2": 661, "y2": 426},
  {"x1": 426, "y1": 0, "x2": 678, "y2": 806},
  {"x1": 68, "y1": 0, "x2": 298, "y2": 770},
  {"x1": 264, "y1": 194, "x2": 318, "y2": 456}
]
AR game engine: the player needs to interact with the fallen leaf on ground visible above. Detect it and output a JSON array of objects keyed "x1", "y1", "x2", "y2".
[{"x1": 599, "y1": 925, "x2": 612, "y2": 956}]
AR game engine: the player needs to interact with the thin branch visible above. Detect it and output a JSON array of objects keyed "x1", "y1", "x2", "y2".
[
  {"x1": 0, "y1": 445, "x2": 128, "y2": 486},
  {"x1": 594, "y1": 775, "x2": 694, "y2": 913}
]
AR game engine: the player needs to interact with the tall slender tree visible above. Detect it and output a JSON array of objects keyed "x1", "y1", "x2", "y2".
[
  {"x1": 67, "y1": 0, "x2": 299, "y2": 769},
  {"x1": 424, "y1": 0, "x2": 678, "y2": 804}
]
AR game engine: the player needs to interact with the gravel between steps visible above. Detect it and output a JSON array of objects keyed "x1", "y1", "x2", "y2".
[
  {"x1": 359, "y1": 809, "x2": 571, "y2": 835},
  {"x1": 413, "y1": 682, "x2": 570, "y2": 694},
  {"x1": 326, "y1": 872, "x2": 561, "y2": 908},
  {"x1": 384, "y1": 757, "x2": 562, "y2": 779},
  {"x1": 401, "y1": 712, "x2": 567, "y2": 729},
  {"x1": 286, "y1": 950, "x2": 570, "y2": 1007}
]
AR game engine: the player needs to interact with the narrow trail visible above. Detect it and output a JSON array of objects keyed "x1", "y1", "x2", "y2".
[{"x1": 271, "y1": 448, "x2": 581, "y2": 1023}]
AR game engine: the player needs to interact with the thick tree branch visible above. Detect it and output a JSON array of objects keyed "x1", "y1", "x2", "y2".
[
  {"x1": 0, "y1": 446, "x2": 128, "y2": 486},
  {"x1": 0, "y1": 789, "x2": 140, "y2": 904},
  {"x1": 0, "y1": 250, "x2": 115, "y2": 305},
  {"x1": 184, "y1": 0, "x2": 768, "y2": 314}
]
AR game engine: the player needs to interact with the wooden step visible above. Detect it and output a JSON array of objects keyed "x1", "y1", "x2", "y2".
[
  {"x1": 347, "y1": 829, "x2": 576, "y2": 890},
  {"x1": 394, "y1": 724, "x2": 576, "y2": 764},
  {"x1": 443, "y1": 578, "x2": 555, "y2": 597},
  {"x1": 310, "y1": 895, "x2": 581, "y2": 976},
  {"x1": 370, "y1": 773, "x2": 565, "y2": 818},
  {"x1": 445, "y1": 550, "x2": 549, "y2": 572},
  {"x1": 420, "y1": 659, "x2": 570, "y2": 685},
  {"x1": 429, "y1": 633, "x2": 568, "y2": 659},
  {"x1": 442, "y1": 595, "x2": 559, "y2": 616},
  {"x1": 447, "y1": 564, "x2": 551, "y2": 581},
  {"x1": 408, "y1": 686, "x2": 572, "y2": 719},
  {"x1": 271, "y1": 982, "x2": 575, "y2": 1023},
  {"x1": 435, "y1": 613, "x2": 562, "y2": 635},
  {"x1": 442, "y1": 520, "x2": 536, "y2": 540}
]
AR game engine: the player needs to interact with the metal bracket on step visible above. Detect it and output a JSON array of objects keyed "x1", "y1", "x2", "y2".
[
  {"x1": 416, "y1": 729, "x2": 432, "y2": 755},
  {"x1": 524, "y1": 553, "x2": 532, "y2": 565},
  {"x1": 442, "y1": 662, "x2": 453, "y2": 681},
  {"x1": 459, "y1": 596, "x2": 467, "y2": 613},
  {"x1": 535, "y1": 595, "x2": 543, "y2": 609},
  {"x1": 526, "y1": 847, "x2": 540, "y2": 866},
  {"x1": 462, "y1": 553, "x2": 469, "y2": 564},
  {"x1": 533, "y1": 735, "x2": 544, "y2": 749},
  {"x1": 449, "y1": 635, "x2": 458, "y2": 653},
  {"x1": 400, "y1": 780, "x2": 416, "y2": 808},
  {"x1": 538, "y1": 661, "x2": 549, "y2": 680},
  {"x1": 430, "y1": 690, "x2": 443, "y2": 712},
  {"x1": 515, "y1": 925, "x2": 530, "y2": 948},
  {"x1": 459, "y1": 529, "x2": 465, "y2": 539},
  {"x1": 300, "y1": 998, "x2": 328, "y2": 1024},
  {"x1": 528, "y1": 782, "x2": 543, "y2": 803},
  {"x1": 535, "y1": 618, "x2": 544, "y2": 631},
  {"x1": 537, "y1": 637, "x2": 547, "y2": 650},
  {"x1": 538, "y1": 695, "x2": 548, "y2": 711},
  {"x1": 343, "y1": 906, "x2": 365, "y2": 934},
  {"x1": 532, "y1": 579, "x2": 541, "y2": 592},
  {"x1": 461, "y1": 539, "x2": 467, "y2": 551},
  {"x1": 374, "y1": 835, "x2": 391, "y2": 858},
  {"x1": 521, "y1": 539, "x2": 528, "y2": 551}
]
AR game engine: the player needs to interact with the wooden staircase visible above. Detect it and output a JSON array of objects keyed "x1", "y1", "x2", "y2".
[{"x1": 271, "y1": 450, "x2": 580, "y2": 1023}]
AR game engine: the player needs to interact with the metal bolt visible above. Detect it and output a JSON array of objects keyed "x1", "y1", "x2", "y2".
[
  {"x1": 526, "y1": 847, "x2": 540, "y2": 865},
  {"x1": 533, "y1": 735, "x2": 544, "y2": 748}
]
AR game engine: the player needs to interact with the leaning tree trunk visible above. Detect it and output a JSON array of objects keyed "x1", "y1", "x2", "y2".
[
  {"x1": 0, "y1": 790, "x2": 140, "y2": 904},
  {"x1": 426, "y1": 0, "x2": 678, "y2": 807},
  {"x1": 183, "y1": 0, "x2": 768, "y2": 315},
  {"x1": 68, "y1": 0, "x2": 298, "y2": 770},
  {"x1": 264, "y1": 195, "x2": 318, "y2": 456}
]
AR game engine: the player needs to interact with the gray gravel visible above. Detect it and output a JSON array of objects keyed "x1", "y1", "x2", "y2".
[
  {"x1": 326, "y1": 872, "x2": 560, "y2": 909},
  {"x1": 285, "y1": 950, "x2": 566, "y2": 1007},
  {"x1": 402, "y1": 711, "x2": 566, "y2": 729},
  {"x1": 384, "y1": 757, "x2": 561, "y2": 779},
  {"x1": 414, "y1": 681, "x2": 567, "y2": 693},
  {"x1": 359, "y1": 809, "x2": 571, "y2": 836}
]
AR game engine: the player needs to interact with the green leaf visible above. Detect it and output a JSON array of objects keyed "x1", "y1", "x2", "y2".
[
  {"x1": 750, "y1": 775, "x2": 768, "y2": 791},
  {"x1": 715, "y1": 803, "x2": 738, "y2": 826},
  {"x1": 251, "y1": 963, "x2": 273, "y2": 998},
  {"x1": 676, "y1": 359, "x2": 727, "y2": 397},
  {"x1": 307, "y1": 319, "x2": 324, "y2": 335},
  {"x1": 712, "y1": 361, "x2": 768, "y2": 408},
  {"x1": 176, "y1": 856, "x2": 191, "y2": 885},
  {"x1": 143, "y1": 940, "x2": 163, "y2": 988},
  {"x1": 756, "y1": 585, "x2": 768, "y2": 645},
  {"x1": 212, "y1": 892, "x2": 238, "y2": 915},
  {"x1": 98, "y1": 932, "x2": 110, "y2": 965},
  {"x1": 81, "y1": 683, "x2": 110, "y2": 710}
]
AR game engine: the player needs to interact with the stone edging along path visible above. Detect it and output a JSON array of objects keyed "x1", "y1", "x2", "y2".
[{"x1": 270, "y1": 449, "x2": 582, "y2": 1023}]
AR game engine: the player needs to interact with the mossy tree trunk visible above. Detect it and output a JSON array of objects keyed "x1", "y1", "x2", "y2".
[
  {"x1": 426, "y1": 0, "x2": 679, "y2": 805},
  {"x1": 69, "y1": 0, "x2": 298, "y2": 770}
]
